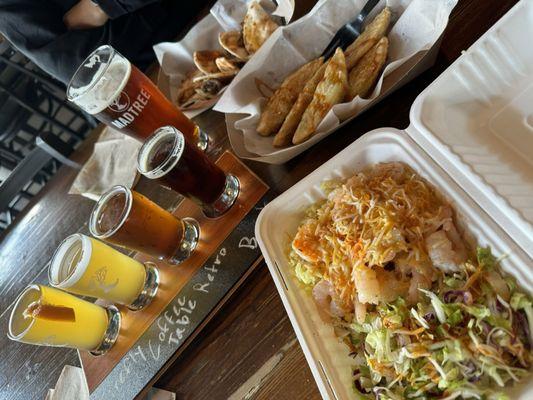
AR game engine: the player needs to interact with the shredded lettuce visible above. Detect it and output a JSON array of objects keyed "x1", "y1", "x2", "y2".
[
  {"x1": 484, "y1": 363, "x2": 505, "y2": 387},
  {"x1": 290, "y1": 176, "x2": 532, "y2": 399},
  {"x1": 442, "y1": 340, "x2": 465, "y2": 363},
  {"x1": 410, "y1": 308, "x2": 430, "y2": 329},
  {"x1": 463, "y1": 304, "x2": 491, "y2": 319},
  {"x1": 420, "y1": 289, "x2": 446, "y2": 323},
  {"x1": 294, "y1": 261, "x2": 319, "y2": 285},
  {"x1": 510, "y1": 292, "x2": 533, "y2": 345},
  {"x1": 477, "y1": 247, "x2": 497, "y2": 269},
  {"x1": 487, "y1": 315, "x2": 512, "y2": 331},
  {"x1": 447, "y1": 308, "x2": 464, "y2": 326},
  {"x1": 510, "y1": 292, "x2": 531, "y2": 311},
  {"x1": 365, "y1": 328, "x2": 392, "y2": 362}
]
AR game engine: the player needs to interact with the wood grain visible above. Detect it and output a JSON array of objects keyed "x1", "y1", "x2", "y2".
[
  {"x1": 79, "y1": 152, "x2": 268, "y2": 392},
  {"x1": 0, "y1": 1, "x2": 520, "y2": 399}
]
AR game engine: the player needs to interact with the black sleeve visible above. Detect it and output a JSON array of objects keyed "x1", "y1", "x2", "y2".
[
  {"x1": 0, "y1": 0, "x2": 112, "y2": 84},
  {"x1": 94, "y1": 0, "x2": 160, "y2": 19},
  {"x1": 0, "y1": 0, "x2": 208, "y2": 85}
]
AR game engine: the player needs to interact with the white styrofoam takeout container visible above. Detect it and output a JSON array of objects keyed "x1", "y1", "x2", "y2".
[{"x1": 255, "y1": 1, "x2": 533, "y2": 399}]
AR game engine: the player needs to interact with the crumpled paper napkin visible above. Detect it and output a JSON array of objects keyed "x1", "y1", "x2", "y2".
[
  {"x1": 45, "y1": 366, "x2": 89, "y2": 400},
  {"x1": 69, "y1": 127, "x2": 141, "y2": 201}
]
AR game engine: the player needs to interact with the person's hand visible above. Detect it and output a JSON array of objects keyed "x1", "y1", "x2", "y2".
[{"x1": 64, "y1": 0, "x2": 109, "y2": 30}]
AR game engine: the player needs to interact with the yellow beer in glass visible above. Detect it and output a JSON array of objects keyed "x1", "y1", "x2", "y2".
[
  {"x1": 49, "y1": 234, "x2": 158, "y2": 310},
  {"x1": 8, "y1": 284, "x2": 119, "y2": 353}
]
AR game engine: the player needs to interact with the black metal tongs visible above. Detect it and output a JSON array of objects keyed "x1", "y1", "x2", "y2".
[{"x1": 321, "y1": 0, "x2": 380, "y2": 59}]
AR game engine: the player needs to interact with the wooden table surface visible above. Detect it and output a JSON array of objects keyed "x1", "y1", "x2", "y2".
[{"x1": 0, "y1": 0, "x2": 520, "y2": 399}]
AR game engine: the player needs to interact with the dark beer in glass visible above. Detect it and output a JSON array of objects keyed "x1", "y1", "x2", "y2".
[
  {"x1": 137, "y1": 126, "x2": 240, "y2": 218},
  {"x1": 67, "y1": 45, "x2": 208, "y2": 150}
]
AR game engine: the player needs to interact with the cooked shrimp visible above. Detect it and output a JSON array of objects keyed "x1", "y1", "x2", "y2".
[
  {"x1": 375, "y1": 269, "x2": 410, "y2": 303},
  {"x1": 353, "y1": 296, "x2": 367, "y2": 324},
  {"x1": 292, "y1": 219, "x2": 321, "y2": 263},
  {"x1": 395, "y1": 257, "x2": 435, "y2": 303},
  {"x1": 312, "y1": 280, "x2": 348, "y2": 318},
  {"x1": 425, "y1": 229, "x2": 466, "y2": 273},
  {"x1": 352, "y1": 262, "x2": 413, "y2": 305},
  {"x1": 443, "y1": 220, "x2": 468, "y2": 263},
  {"x1": 353, "y1": 264, "x2": 381, "y2": 304},
  {"x1": 407, "y1": 270, "x2": 432, "y2": 304}
]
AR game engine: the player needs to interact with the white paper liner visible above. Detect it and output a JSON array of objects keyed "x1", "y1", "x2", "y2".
[
  {"x1": 214, "y1": 0, "x2": 458, "y2": 164},
  {"x1": 153, "y1": 0, "x2": 295, "y2": 119}
]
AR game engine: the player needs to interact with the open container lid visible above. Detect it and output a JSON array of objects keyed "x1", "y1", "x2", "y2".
[{"x1": 406, "y1": 0, "x2": 533, "y2": 259}]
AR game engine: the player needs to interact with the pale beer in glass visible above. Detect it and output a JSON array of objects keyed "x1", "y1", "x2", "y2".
[{"x1": 49, "y1": 234, "x2": 159, "y2": 310}]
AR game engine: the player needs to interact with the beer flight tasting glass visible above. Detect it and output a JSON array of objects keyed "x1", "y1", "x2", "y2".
[
  {"x1": 8, "y1": 188, "x2": 202, "y2": 355},
  {"x1": 8, "y1": 284, "x2": 120, "y2": 355},
  {"x1": 48, "y1": 233, "x2": 159, "y2": 311},
  {"x1": 66, "y1": 45, "x2": 208, "y2": 150},
  {"x1": 137, "y1": 126, "x2": 240, "y2": 218},
  {"x1": 89, "y1": 185, "x2": 199, "y2": 264}
]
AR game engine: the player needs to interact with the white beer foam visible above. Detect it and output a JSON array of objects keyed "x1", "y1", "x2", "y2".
[
  {"x1": 70, "y1": 56, "x2": 131, "y2": 115},
  {"x1": 49, "y1": 234, "x2": 93, "y2": 289}
]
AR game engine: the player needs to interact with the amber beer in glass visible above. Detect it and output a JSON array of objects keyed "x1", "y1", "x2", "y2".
[
  {"x1": 66, "y1": 45, "x2": 208, "y2": 150},
  {"x1": 137, "y1": 126, "x2": 240, "y2": 218},
  {"x1": 90, "y1": 185, "x2": 199, "y2": 264}
]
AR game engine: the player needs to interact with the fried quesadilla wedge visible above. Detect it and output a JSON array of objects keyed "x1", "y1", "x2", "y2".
[
  {"x1": 219, "y1": 31, "x2": 250, "y2": 61},
  {"x1": 257, "y1": 57, "x2": 324, "y2": 136},
  {"x1": 348, "y1": 37, "x2": 388, "y2": 99},
  {"x1": 345, "y1": 7, "x2": 391, "y2": 70},
  {"x1": 292, "y1": 48, "x2": 348, "y2": 145},
  {"x1": 193, "y1": 50, "x2": 223, "y2": 74},
  {"x1": 243, "y1": 1, "x2": 279, "y2": 55},
  {"x1": 273, "y1": 63, "x2": 327, "y2": 147}
]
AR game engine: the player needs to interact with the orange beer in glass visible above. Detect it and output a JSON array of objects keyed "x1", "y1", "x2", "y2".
[
  {"x1": 89, "y1": 186, "x2": 199, "y2": 264},
  {"x1": 8, "y1": 284, "x2": 120, "y2": 355},
  {"x1": 66, "y1": 45, "x2": 208, "y2": 150}
]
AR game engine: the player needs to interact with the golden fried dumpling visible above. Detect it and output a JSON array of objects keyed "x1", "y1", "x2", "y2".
[
  {"x1": 219, "y1": 31, "x2": 250, "y2": 61},
  {"x1": 176, "y1": 70, "x2": 204, "y2": 106},
  {"x1": 215, "y1": 56, "x2": 241, "y2": 73},
  {"x1": 193, "y1": 50, "x2": 223, "y2": 74},
  {"x1": 242, "y1": 1, "x2": 279, "y2": 55}
]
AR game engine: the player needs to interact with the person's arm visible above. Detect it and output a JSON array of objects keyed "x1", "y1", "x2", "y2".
[
  {"x1": 63, "y1": 0, "x2": 109, "y2": 30},
  {"x1": 0, "y1": 0, "x2": 113, "y2": 83},
  {"x1": 63, "y1": 0, "x2": 161, "y2": 30},
  {"x1": 93, "y1": 0, "x2": 160, "y2": 19}
]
